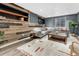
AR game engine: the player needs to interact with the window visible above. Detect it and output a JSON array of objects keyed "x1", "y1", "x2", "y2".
[
  {"x1": 56, "y1": 19, "x2": 61, "y2": 27},
  {"x1": 52, "y1": 19, "x2": 55, "y2": 27},
  {"x1": 56, "y1": 17, "x2": 65, "y2": 27},
  {"x1": 61, "y1": 19, "x2": 65, "y2": 27}
]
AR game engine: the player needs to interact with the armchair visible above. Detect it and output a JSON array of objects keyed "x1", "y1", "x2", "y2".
[{"x1": 70, "y1": 41, "x2": 79, "y2": 56}]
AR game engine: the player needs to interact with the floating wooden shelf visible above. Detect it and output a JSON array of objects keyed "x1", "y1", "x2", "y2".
[{"x1": 0, "y1": 10, "x2": 28, "y2": 18}]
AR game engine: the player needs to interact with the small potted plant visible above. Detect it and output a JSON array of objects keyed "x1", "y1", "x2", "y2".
[
  {"x1": 69, "y1": 21, "x2": 77, "y2": 36},
  {"x1": 0, "y1": 31, "x2": 4, "y2": 43}
]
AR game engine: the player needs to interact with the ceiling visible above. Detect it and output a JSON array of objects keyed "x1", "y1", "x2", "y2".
[{"x1": 16, "y1": 3, "x2": 79, "y2": 17}]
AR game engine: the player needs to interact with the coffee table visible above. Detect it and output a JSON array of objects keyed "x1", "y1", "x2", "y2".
[{"x1": 48, "y1": 32, "x2": 67, "y2": 44}]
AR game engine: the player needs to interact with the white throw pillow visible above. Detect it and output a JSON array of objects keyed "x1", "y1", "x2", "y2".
[
  {"x1": 33, "y1": 28, "x2": 42, "y2": 32},
  {"x1": 46, "y1": 27, "x2": 54, "y2": 30}
]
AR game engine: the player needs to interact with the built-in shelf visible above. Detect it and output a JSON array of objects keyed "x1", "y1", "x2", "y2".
[
  {"x1": 0, "y1": 19, "x2": 23, "y2": 25},
  {"x1": 0, "y1": 10, "x2": 28, "y2": 18}
]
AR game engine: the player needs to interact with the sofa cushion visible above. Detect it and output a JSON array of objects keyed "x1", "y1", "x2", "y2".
[
  {"x1": 46, "y1": 27, "x2": 54, "y2": 31},
  {"x1": 33, "y1": 28, "x2": 42, "y2": 32}
]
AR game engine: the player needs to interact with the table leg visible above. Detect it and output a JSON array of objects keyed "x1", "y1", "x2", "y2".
[
  {"x1": 48, "y1": 34, "x2": 49, "y2": 40},
  {"x1": 64, "y1": 38, "x2": 67, "y2": 44}
]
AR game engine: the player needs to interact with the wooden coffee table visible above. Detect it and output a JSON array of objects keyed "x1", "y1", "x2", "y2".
[{"x1": 48, "y1": 32, "x2": 67, "y2": 44}]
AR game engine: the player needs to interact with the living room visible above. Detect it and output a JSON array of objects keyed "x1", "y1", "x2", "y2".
[{"x1": 0, "y1": 3, "x2": 79, "y2": 56}]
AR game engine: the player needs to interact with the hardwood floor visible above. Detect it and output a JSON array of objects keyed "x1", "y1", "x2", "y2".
[
  {"x1": 0, "y1": 38, "x2": 33, "y2": 56},
  {"x1": 0, "y1": 34, "x2": 77, "y2": 56}
]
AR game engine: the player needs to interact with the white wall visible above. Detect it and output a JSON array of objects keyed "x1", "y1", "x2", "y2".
[{"x1": 16, "y1": 3, "x2": 79, "y2": 17}]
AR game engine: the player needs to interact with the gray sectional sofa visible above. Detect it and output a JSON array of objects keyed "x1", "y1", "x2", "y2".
[{"x1": 30, "y1": 27, "x2": 54, "y2": 38}]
